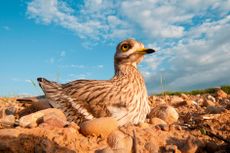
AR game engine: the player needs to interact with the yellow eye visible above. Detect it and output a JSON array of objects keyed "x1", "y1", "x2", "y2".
[{"x1": 121, "y1": 44, "x2": 130, "y2": 52}]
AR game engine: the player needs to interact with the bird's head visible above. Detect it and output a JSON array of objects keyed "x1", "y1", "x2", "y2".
[{"x1": 114, "y1": 38, "x2": 156, "y2": 66}]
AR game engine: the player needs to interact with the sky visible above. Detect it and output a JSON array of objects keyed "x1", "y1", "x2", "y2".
[{"x1": 0, "y1": 0, "x2": 230, "y2": 96}]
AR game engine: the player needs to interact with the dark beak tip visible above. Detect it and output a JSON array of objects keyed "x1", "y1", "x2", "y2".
[{"x1": 146, "y1": 49, "x2": 156, "y2": 54}]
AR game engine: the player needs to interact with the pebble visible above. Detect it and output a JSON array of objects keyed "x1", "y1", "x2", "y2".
[
  {"x1": 149, "y1": 117, "x2": 167, "y2": 126},
  {"x1": 170, "y1": 96, "x2": 184, "y2": 105},
  {"x1": 19, "y1": 108, "x2": 66, "y2": 128},
  {"x1": 180, "y1": 93, "x2": 189, "y2": 99},
  {"x1": 203, "y1": 100, "x2": 215, "y2": 107},
  {"x1": 207, "y1": 95, "x2": 216, "y2": 102},
  {"x1": 107, "y1": 130, "x2": 132, "y2": 152},
  {"x1": 216, "y1": 89, "x2": 228, "y2": 99},
  {"x1": 80, "y1": 117, "x2": 118, "y2": 137},
  {"x1": 206, "y1": 106, "x2": 225, "y2": 114},
  {"x1": 149, "y1": 105, "x2": 179, "y2": 124},
  {"x1": 0, "y1": 115, "x2": 15, "y2": 128}
]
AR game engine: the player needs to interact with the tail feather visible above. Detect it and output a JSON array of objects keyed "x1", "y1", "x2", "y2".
[
  {"x1": 37, "y1": 77, "x2": 94, "y2": 123},
  {"x1": 37, "y1": 77, "x2": 63, "y2": 107}
]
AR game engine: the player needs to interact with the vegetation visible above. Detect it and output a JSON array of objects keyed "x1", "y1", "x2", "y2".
[{"x1": 155, "y1": 85, "x2": 230, "y2": 96}]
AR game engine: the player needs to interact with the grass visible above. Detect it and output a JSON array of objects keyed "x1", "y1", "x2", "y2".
[{"x1": 155, "y1": 85, "x2": 230, "y2": 96}]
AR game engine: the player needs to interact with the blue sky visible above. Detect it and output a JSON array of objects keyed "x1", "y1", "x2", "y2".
[{"x1": 0, "y1": 0, "x2": 230, "y2": 96}]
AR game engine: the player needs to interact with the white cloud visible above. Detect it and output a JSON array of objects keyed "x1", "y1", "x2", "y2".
[{"x1": 144, "y1": 15, "x2": 230, "y2": 93}]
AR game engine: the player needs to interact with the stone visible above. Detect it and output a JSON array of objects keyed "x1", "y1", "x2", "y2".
[
  {"x1": 19, "y1": 111, "x2": 43, "y2": 128},
  {"x1": 19, "y1": 108, "x2": 66, "y2": 128},
  {"x1": 107, "y1": 130, "x2": 132, "y2": 152},
  {"x1": 149, "y1": 105, "x2": 179, "y2": 124},
  {"x1": 170, "y1": 96, "x2": 184, "y2": 105},
  {"x1": 207, "y1": 95, "x2": 216, "y2": 102},
  {"x1": 203, "y1": 100, "x2": 215, "y2": 107},
  {"x1": 42, "y1": 115, "x2": 68, "y2": 128},
  {"x1": 180, "y1": 93, "x2": 188, "y2": 99},
  {"x1": 5, "y1": 106, "x2": 17, "y2": 115},
  {"x1": 0, "y1": 115, "x2": 15, "y2": 128},
  {"x1": 216, "y1": 89, "x2": 228, "y2": 99},
  {"x1": 206, "y1": 106, "x2": 225, "y2": 114},
  {"x1": 80, "y1": 117, "x2": 118, "y2": 137},
  {"x1": 149, "y1": 117, "x2": 167, "y2": 126}
]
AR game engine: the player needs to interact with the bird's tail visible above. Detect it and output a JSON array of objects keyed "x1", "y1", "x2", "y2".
[
  {"x1": 37, "y1": 77, "x2": 64, "y2": 108},
  {"x1": 37, "y1": 78, "x2": 62, "y2": 96},
  {"x1": 37, "y1": 77, "x2": 94, "y2": 123}
]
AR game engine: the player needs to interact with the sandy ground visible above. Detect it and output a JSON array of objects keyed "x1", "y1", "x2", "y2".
[{"x1": 0, "y1": 90, "x2": 229, "y2": 153}]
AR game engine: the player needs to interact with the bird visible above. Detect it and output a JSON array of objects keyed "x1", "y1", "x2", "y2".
[{"x1": 37, "y1": 38, "x2": 156, "y2": 126}]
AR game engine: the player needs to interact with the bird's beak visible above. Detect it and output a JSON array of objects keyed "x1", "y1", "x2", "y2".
[{"x1": 136, "y1": 48, "x2": 156, "y2": 54}]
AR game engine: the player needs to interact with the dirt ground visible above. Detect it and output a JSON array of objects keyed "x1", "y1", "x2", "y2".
[{"x1": 0, "y1": 90, "x2": 229, "y2": 153}]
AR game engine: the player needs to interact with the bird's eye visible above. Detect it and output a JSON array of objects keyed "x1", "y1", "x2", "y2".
[{"x1": 121, "y1": 44, "x2": 130, "y2": 52}]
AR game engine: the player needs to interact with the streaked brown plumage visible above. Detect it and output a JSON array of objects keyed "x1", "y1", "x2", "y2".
[{"x1": 38, "y1": 38, "x2": 156, "y2": 126}]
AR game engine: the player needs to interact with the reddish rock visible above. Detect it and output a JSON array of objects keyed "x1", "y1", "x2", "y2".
[
  {"x1": 149, "y1": 117, "x2": 167, "y2": 126},
  {"x1": 203, "y1": 99, "x2": 215, "y2": 107},
  {"x1": 149, "y1": 105, "x2": 179, "y2": 124},
  {"x1": 206, "y1": 106, "x2": 225, "y2": 114},
  {"x1": 80, "y1": 117, "x2": 118, "y2": 137},
  {"x1": 19, "y1": 108, "x2": 66, "y2": 128},
  {"x1": 216, "y1": 89, "x2": 228, "y2": 99},
  {"x1": 107, "y1": 130, "x2": 132, "y2": 152},
  {"x1": 0, "y1": 115, "x2": 15, "y2": 128}
]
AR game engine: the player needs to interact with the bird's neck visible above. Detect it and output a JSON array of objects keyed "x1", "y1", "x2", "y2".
[{"x1": 113, "y1": 63, "x2": 144, "y2": 83}]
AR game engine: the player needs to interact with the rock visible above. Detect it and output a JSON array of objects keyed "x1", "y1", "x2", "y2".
[
  {"x1": 216, "y1": 89, "x2": 228, "y2": 99},
  {"x1": 170, "y1": 96, "x2": 184, "y2": 105},
  {"x1": 185, "y1": 100, "x2": 196, "y2": 106},
  {"x1": 149, "y1": 117, "x2": 167, "y2": 126},
  {"x1": 207, "y1": 95, "x2": 216, "y2": 102},
  {"x1": 107, "y1": 130, "x2": 132, "y2": 152},
  {"x1": 180, "y1": 93, "x2": 188, "y2": 99},
  {"x1": 19, "y1": 111, "x2": 43, "y2": 128},
  {"x1": 42, "y1": 115, "x2": 68, "y2": 128},
  {"x1": 80, "y1": 117, "x2": 118, "y2": 137},
  {"x1": 149, "y1": 105, "x2": 179, "y2": 124},
  {"x1": 206, "y1": 106, "x2": 225, "y2": 114},
  {"x1": 203, "y1": 100, "x2": 215, "y2": 107},
  {"x1": 19, "y1": 108, "x2": 66, "y2": 128},
  {"x1": 5, "y1": 106, "x2": 17, "y2": 115},
  {"x1": 174, "y1": 100, "x2": 196, "y2": 107},
  {"x1": 197, "y1": 98, "x2": 204, "y2": 106},
  {"x1": 0, "y1": 115, "x2": 15, "y2": 128}
]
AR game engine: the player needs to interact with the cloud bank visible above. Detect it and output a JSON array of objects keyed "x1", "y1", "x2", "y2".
[{"x1": 27, "y1": 0, "x2": 230, "y2": 93}]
